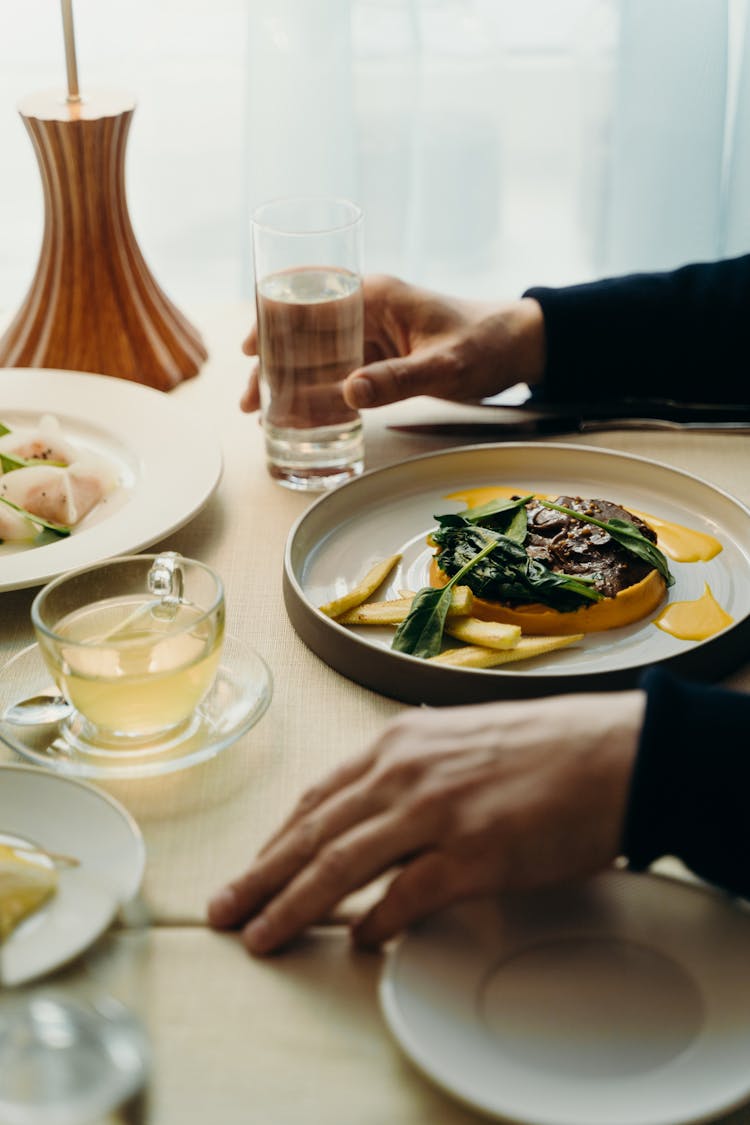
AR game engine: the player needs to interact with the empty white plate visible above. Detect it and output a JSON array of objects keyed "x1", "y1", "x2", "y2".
[{"x1": 380, "y1": 871, "x2": 750, "y2": 1125}]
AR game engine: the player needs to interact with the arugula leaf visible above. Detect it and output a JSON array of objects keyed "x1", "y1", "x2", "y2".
[
  {"x1": 0, "y1": 494, "x2": 71, "y2": 537},
  {"x1": 0, "y1": 422, "x2": 10, "y2": 437},
  {"x1": 538, "y1": 500, "x2": 674, "y2": 587},
  {"x1": 392, "y1": 531, "x2": 500, "y2": 658}
]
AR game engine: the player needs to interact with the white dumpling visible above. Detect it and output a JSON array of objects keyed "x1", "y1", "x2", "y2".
[
  {"x1": 0, "y1": 414, "x2": 78, "y2": 468},
  {"x1": 0, "y1": 499, "x2": 38, "y2": 540},
  {"x1": 0, "y1": 456, "x2": 118, "y2": 526}
]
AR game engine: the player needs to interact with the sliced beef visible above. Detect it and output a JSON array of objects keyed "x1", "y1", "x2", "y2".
[{"x1": 524, "y1": 495, "x2": 656, "y2": 598}]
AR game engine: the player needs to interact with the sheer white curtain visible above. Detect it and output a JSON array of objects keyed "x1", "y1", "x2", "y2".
[{"x1": 0, "y1": 0, "x2": 748, "y2": 316}]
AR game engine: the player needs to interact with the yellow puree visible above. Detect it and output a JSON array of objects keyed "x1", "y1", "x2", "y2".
[
  {"x1": 655, "y1": 584, "x2": 734, "y2": 641},
  {"x1": 444, "y1": 486, "x2": 728, "y2": 640}
]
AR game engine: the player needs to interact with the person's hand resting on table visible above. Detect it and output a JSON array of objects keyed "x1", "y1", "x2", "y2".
[
  {"x1": 207, "y1": 690, "x2": 643, "y2": 954},
  {"x1": 240, "y1": 275, "x2": 546, "y2": 414}
]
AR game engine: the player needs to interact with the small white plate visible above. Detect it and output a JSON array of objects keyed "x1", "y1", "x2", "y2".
[
  {"x1": 0, "y1": 368, "x2": 223, "y2": 592},
  {"x1": 0, "y1": 634, "x2": 272, "y2": 779},
  {"x1": 0, "y1": 765, "x2": 145, "y2": 987},
  {"x1": 380, "y1": 872, "x2": 750, "y2": 1125}
]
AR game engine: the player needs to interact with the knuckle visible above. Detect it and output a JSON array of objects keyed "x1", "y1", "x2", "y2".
[
  {"x1": 316, "y1": 842, "x2": 351, "y2": 888},
  {"x1": 289, "y1": 817, "x2": 321, "y2": 864}
]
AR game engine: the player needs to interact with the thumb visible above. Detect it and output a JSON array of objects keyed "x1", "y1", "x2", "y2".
[{"x1": 343, "y1": 349, "x2": 463, "y2": 409}]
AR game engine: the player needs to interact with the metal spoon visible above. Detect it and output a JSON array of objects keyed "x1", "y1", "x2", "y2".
[{"x1": 2, "y1": 689, "x2": 73, "y2": 727}]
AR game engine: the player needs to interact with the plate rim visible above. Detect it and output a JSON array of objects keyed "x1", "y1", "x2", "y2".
[
  {"x1": 0, "y1": 367, "x2": 223, "y2": 592},
  {"x1": 378, "y1": 870, "x2": 750, "y2": 1125},
  {"x1": 284, "y1": 441, "x2": 750, "y2": 705}
]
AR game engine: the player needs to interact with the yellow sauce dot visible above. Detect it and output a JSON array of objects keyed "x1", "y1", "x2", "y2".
[{"x1": 654, "y1": 583, "x2": 733, "y2": 641}]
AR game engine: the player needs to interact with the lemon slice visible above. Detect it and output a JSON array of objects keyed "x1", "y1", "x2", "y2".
[{"x1": 0, "y1": 842, "x2": 58, "y2": 941}]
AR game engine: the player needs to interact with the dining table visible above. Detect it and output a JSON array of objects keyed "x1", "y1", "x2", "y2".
[{"x1": 2, "y1": 301, "x2": 750, "y2": 1125}]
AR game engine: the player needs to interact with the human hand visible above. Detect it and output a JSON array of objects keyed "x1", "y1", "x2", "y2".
[
  {"x1": 207, "y1": 690, "x2": 644, "y2": 954},
  {"x1": 239, "y1": 275, "x2": 546, "y2": 413}
]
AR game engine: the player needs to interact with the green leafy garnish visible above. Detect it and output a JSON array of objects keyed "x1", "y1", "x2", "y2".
[
  {"x1": 431, "y1": 522, "x2": 602, "y2": 611},
  {"x1": 392, "y1": 530, "x2": 501, "y2": 659},
  {"x1": 0, "y1": 451, "x2": 66, "y2": 473},
  {"x1": 459, "y1": 494, "x2": 535, "y2": 527},
  {"x1": 0, "y1": 495, "x2": 71, "y2": 537},
  {"x1": 0, "y1": 422, "x2": 10, "y2": 437},
  {"x1": 538, "y1": 500, "x2": 674, "y2": 587}
]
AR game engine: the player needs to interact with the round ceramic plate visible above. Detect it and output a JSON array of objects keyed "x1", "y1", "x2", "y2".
[
  {"x1": 0, "y1": 764, "x2": 145, "y2": 987},
  {"x1": 0, "y1": 368, "x2": 223, "y2": 592},
  {"x1": 0, "y1": 634, "x2": 272, "y2": 778},
  {"x1": 380, "y1": 871, "x2": 750, "y2": 1125},
  {"x1": 284, "y1": 443, "x2": 750, "y2": 704}
]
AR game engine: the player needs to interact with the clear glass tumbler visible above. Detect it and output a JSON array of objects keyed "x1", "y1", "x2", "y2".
[{"x1": 252, "y1": 196, "x2": 365, "y2": 491}]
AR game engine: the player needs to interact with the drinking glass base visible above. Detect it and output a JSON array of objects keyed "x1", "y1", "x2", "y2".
[
  {"x1": 268, "y1": 461, "x2": 364, "y2": 492},
  {"x1": 0, "y1": 992, "x2": 149, "y2": 1125},
  {"x1": 264, "y1": 420, "x2": 364, "y2": 492}
]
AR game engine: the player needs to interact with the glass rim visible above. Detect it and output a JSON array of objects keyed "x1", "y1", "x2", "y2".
[
  {"x1": 251, "y1": 195, "x2": 363, "y2": 237},
  {"x1": 31, "y1": 553, "x2": 224, "y2": 647}
]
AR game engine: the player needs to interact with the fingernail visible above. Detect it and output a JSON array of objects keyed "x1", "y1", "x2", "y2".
[
  {"x1": 350, "y1": 376, "x2": 374, "y2": 407},
  {"x1": 243, "y1": 915, "x2": 273, "y2": 954},
  {"x1": 207, "y1": 887, "x2": 237, "y2": 926}
]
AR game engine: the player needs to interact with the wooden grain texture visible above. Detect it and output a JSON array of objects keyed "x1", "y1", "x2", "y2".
[{"x1": 0, "y1": 91, "x2": 207, "y2": 390}]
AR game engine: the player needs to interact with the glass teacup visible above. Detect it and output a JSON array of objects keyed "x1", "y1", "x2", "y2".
[{"x1": 31, "y1": 553, "x2": 225, "y2": 753}]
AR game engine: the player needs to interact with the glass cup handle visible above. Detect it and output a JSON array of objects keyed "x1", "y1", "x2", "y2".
[{"x1": 147, "y1": 552, "x2": 184, "y2": 618}]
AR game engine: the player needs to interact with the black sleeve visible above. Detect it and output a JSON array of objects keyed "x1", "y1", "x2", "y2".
[
  {"x1": 622, "y1": 668, "x2": 750, "y2": 897},
  {"x1": 524, "y1": 254, "x2": 750, "y2": 405}
]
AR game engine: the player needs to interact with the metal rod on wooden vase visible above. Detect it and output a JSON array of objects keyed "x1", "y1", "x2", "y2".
[{"x1": 60, "y1": 0, "x2": 81, "y2": 103}]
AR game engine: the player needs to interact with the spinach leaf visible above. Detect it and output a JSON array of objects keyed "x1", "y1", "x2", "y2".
[
  {"x1": 539, "y1": 500, "x2": 674, "y2": 587},
  {"x1": 392, "y1": 531, "x2": 500, "y2": 658},
  {"x1": 459, "y1": 493, "x2": 535, "y2": 526},
  {"x1": 504, "y1": 504, "x2": 528, "y2": 545},
  {"x1": 431, "y1": 522, "x2": 602, "y2": 611}
]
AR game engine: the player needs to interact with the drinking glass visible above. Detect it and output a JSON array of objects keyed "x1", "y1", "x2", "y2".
[
  {"x1": 252, "y1": 196, "x2": 365, "y2": 491},
  {"x1": 31, "y1": 552, "x2": 225, "y2": 755},
  {"x1": 0, "y1": 988, "x2": 150, "y2": 1125}
]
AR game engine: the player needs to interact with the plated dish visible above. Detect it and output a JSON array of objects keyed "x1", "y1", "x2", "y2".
[
  {"x1": 0, "y1": 764, "x2": 145, "y2": 986},
  {"x1": 284, "y1": 443, "x2": 750, "y2": 703},
  {"x1": 0, "y1": 369, "x2": 223, "y2": 592},
  {"x1": 380, "y1": 871, "x2": 750, "y2": 1125}
]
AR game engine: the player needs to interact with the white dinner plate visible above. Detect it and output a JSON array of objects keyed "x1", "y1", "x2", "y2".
[
  {"x1": 0, "y1": 368, "x2": 223, "y2": 592},
  {"x1": 380, "y1": 871, "x2": 750, "y2": 1125},
  {"x1": 284, "y1": 443, "x2": 750, "y2": 704},
  {"x1": 0, "y1": 764, "x2": 145, "y2": 986}
]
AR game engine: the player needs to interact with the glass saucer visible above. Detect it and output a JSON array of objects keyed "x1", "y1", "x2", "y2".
[{"x1": 0, "y1": 634, "x2": 272, "y2": 779}]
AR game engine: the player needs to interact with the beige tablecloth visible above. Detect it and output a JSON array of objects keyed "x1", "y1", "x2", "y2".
[{"x1": 2, "y1": 303, "x2": 750, "y2": 1123}]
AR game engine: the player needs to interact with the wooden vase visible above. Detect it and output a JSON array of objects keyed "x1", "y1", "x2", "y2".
[{"x1": 0, "y1": 90, "x2": 207, "y2": 390}]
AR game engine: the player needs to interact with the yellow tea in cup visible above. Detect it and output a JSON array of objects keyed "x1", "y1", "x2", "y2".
[{"x1": 32, "y1": 554, "x2": 224, "y2": 749}]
